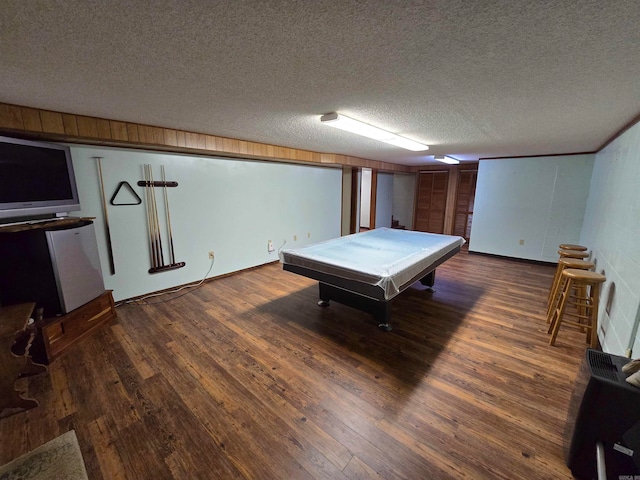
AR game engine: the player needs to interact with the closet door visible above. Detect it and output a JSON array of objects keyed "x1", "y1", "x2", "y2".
[
  {"x1": 414, "y1": 171, "x2": 449, "y2": 234},
  {"x1": 453, "y1": 169, "x2": 477, "y2": 242}
]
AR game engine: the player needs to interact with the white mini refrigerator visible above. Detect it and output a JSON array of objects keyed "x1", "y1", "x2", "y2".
[
  {"x1": 45, "y1": 222, "x2": 105, "y2": 313},
  {"x1": 0, "y1": 220, "x2": 105, "y2": 317}
]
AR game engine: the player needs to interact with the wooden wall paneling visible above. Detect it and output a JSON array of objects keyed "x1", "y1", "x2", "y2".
[
  {"x1": 350, "y1": 167, "x2": 359, "y2": 234},
  {"x1": 453, "y1": 169, "x2": 478, "y2": 242},
  {"x1": 96, "y1": 119, "x2": 112, "y2": 140},
  {"x1": 431, "y1": 172, "x2": 448, "y2": 233},
  {"x1": 175, "y1": 130, "x2": 186, "y2": 148},
  {"x1": 263, "y1": 144, "x2": 274, "y2": 157},
  {"x1": 20, "y1": 107, "x2": 42, "y2": 132},
  {"x1": 196, "y1": 134, "x2": 207, "y2": 150},
  {"x1": 0, "y1": 102, "x2": 412, "y2": 172},
  {"x1": 126, "y1": 123, "x2": 140, "y2": 143},
  {"x1": 0, "y1": 104, "x2": 23, "y2": 129},
  {"x1": 274, "y1": 146, "x2": 286, "y2": 159},
  {"x1": 62, "y1": 114, "x2": 79, "y2": 136},
  {"x1": 77, "y1": 116, "x2": 99, "y2": 138},
  {"x1": 153, "y1": 127, "x2": 166, "y2": 145},
  {"x1": 204, "y1": 135, "x2": 216, "y2": 151},
  {"x1": 138, "y1": 125, "x2": 164, "y2": 145},
  {"x1": 443, "y1": 168, "x2": 459, "y2": 235},
  {"x1": 184, "y1": 132, "x2": 198, "y2": 149},
  {"x1": 369, "y1": 170, "x2": 378, "y2": 229},
  {"x1": 39, "y1": 111, "x2": 65, "y2": 135},
  {"x1": 110, "y1": 121, "x2": 129, "y2": 141},
  {"x1": 163, "y1": 129, "x2": 178, "y2": 147},
  {"x1": 414, "y1": 173, "x2": 430, "y2": 232},
  {"x1": 222, "y1": 137, "x2": 237, "y2": 153}
]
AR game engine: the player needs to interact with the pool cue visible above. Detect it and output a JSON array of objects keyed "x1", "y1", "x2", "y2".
[
  {"x1": 161, "y1": 165, "x2": 176, "y2": 265},
  {"x1": 149, "y1": 165, "x2": 164, "y2": 267},
  {"x1": 144, "y1": 165, "x2": 157, "y2": 269},
  {"x1": 95, "y1": 157, "x2": 116, "y2": 275}
]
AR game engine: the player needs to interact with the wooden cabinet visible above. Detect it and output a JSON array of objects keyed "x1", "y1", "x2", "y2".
[
  {"x1": 35, "y1": 291, "x2": 116, "y2": 364},
  {"x1": 414, "y1": 164, "x2": 478, "y2": 241},
  {"x1": 414, "y1": 170, "x2": 449, "y2": 234}
]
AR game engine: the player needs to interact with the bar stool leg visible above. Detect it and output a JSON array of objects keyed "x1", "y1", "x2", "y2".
[
  {"x1": 549, "y1": 278, "x2": 573, "y2": 345},
  {"x1": 547, "y1": 274, "x2": 568, "y2": 324},
  {"x1": 547, "y1": 262, "x2": 564, "y2": 312}
]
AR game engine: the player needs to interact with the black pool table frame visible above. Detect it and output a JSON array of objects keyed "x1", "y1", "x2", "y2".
[{"x1": 283, "y1": 244, "x2": 461, "y2": 330}]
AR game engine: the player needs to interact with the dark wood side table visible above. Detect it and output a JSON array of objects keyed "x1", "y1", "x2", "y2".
[{"x1": 0, "y1": 302, "x2": 47, "y2": 418}]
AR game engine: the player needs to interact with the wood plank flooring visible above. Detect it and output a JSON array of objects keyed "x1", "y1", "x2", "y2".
[{"x1": 0, "y1": 252, "x2": 588, "y2": 479}]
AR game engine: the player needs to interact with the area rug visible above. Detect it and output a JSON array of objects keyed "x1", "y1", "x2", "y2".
[{"x1": 0, "y1": 430, "x2": 88, "y2": 480}]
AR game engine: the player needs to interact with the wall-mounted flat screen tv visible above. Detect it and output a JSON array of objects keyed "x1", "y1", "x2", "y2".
[{"x1": 0, "y1": 135, "x2": 81, "y2": 222}]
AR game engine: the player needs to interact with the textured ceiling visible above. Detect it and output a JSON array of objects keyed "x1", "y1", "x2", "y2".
[{"x1": 1, "y1": 0, "x2": 639, "y2": 166}]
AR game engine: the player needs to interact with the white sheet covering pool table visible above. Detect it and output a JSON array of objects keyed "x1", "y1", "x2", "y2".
[{"x1": 279, "y1": 228, "x2": 465, "y2": 300}]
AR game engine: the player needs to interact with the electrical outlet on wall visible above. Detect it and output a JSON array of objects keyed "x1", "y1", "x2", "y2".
[
  {"x1": 208, "y1": 251, "x2": 215, "y2": 260},
  {"x1": 268, "y1": 240, "x2": 274, "y2": 252}
]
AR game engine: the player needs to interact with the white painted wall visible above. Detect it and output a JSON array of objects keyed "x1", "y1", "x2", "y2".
[
  {"x1": 70, "y1": 145, "x2": 342, "y2": 301},
  {"x1": 392, "y1": 173, "x2": 415, "y2": 229},
  {"x1": 581, "y1": 122, "x2": 640, "y2": 356},
  {"x1": 360, "y1": 168, "x2": 371, "y2": 228},
  {"x1": 469, "y1": 155, "x2": 594, "y2": 262},
  {"x1": 375, "y1": 172, "x2": 393, "y2": 228}
]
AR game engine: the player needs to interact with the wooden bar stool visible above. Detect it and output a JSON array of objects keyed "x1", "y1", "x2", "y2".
[
  {"x1": 558, "y1": 249, "x2": 589, "y2": 259},
  {"x1": 547, "y1": 269, "x2": 606, "y2": 348},
  {"x1": 559, "y1": 244, "x2": 588, "y2": 251},
  {"x1": 547, "y1": 258, "x2": 595, "y2": 318}
]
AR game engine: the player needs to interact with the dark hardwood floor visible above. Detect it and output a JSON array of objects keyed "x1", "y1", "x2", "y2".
[{"x1": 1, "y1": 251, "x2": 588, "y2": 479}]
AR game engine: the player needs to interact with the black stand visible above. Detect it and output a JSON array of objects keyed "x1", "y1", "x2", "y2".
[{"x1": 318, "y1": 283, "x2": 393, "y2": 330}]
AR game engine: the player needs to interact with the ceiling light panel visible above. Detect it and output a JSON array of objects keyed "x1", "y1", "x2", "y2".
[
  {"x1": 434, "y1": 155, "x2": 460, "y2": 165},
  {"x1": 320, "y1": 113, "x2": 429, "y2": 151}
]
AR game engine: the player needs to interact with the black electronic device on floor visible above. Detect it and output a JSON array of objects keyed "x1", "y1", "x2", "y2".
[{"x1": 565, "y1": 348, "x2": 640, "y2": 479}]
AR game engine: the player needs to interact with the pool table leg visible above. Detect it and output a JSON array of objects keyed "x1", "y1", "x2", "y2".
[
  {"x1": 419, "y1": 270, "x2": 436, "y2": 292},
  {"x1": 318, "y1": 283, "x2": 331, "y2": 306},
  {"x1": 375, "y1": 299, "x2": 392, "y2": 331},
  {"x1": 318, "y1": 282, "x2": 393, "y2": 331}
]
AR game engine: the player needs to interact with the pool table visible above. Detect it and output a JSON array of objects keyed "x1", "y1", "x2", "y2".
[{"x1": 280, "y1": 228, "x2": 465, "y2": 330}]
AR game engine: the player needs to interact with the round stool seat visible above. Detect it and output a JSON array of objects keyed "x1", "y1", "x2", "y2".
[
  {"x1": 561, "y1": 269, "x2": 606, "y2": 283},
  {"x1": 558, "y1": 249, "x2": 589, "y2": 259},
  {"x1": 559, "y1": 244, "x2": 588, "y2": 251},
  {"x1": 558, "y1": 258, "x2": 595, "y2": 269}
]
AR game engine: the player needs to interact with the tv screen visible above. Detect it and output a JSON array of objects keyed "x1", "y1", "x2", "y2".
[{"x1": 0, "y1": 136, "x2": 80, "y2": 222}]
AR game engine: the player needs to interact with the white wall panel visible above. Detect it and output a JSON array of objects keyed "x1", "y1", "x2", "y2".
[
  {"x1": 581, "y1": 122, "x2": 640, "y2": 355},
  {"x1": 360, "y1": 168, "x2": 371, "y2": 228},
  {"x1": 392, "y1": 173, "x2": 415, "y2": 229},
  {"x1": 470, "y1": 154, "x2": 594, "y2": 262},
  {"x1": 375, "y1": 172, "x2": 393, "y2": 228},
  {"x1": 70, "y1": 145, "x2": 342, "y2": 301}
]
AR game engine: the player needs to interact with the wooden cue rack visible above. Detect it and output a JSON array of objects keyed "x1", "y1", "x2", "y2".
[{"x1": 138, "y1": 164, "x2": 186, "y2": 274}]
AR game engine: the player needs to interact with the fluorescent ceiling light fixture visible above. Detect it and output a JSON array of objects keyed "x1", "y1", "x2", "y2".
[
  {"x1": 434, "y1": 155, "x2": 460, "y2": 165},
  {"x1": 320, "y1": 113, "x2": 429, "y2": 151}
]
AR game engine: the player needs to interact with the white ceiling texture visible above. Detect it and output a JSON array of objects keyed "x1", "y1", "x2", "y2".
[{"x1": 1, "y1": 0, "x2": 639, "y2": 166}]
